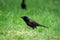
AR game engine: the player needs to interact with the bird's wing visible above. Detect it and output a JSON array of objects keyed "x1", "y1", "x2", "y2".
[{"x1": 29, "y1": 19, "x2": 40, "y2": 26}]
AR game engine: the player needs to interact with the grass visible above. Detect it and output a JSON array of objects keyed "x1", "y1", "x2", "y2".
[{"x1": 0, "y1": 0, "x2": 60, "y2": 40}]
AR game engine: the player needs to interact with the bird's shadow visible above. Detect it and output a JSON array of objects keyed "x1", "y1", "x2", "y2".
[{"x1": 33, "y1": 26, "x2": 48, "y2": 32}]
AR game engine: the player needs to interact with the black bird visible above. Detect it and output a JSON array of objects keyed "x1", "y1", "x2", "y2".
[
  {"x1": 21, "y1": 0, "x2": 26, "y2": 9},
  {"x1": 21, "y1": 16, "x2": 47, "y2": 29}
]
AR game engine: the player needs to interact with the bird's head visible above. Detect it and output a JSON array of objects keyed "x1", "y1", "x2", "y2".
[{"x1": 21, "y1": 16, "x2": 29, "y2": 21}]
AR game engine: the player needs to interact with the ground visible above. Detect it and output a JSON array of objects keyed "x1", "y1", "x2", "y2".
[{"x1": 0, "y1": 0, "x2": 60, "y2": 40}]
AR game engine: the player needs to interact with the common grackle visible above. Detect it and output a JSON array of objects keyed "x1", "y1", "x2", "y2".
[
  {"x1": 21, "y1": 0, "x2": 26, "y2": 9},
  {"x1": 21, "y1": 16, "x2": 47, "y2": 29}
]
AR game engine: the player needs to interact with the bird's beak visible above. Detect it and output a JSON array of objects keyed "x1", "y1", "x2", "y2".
[{"x1": 21, "y1": 17, "x2": 23, "y2": 18}]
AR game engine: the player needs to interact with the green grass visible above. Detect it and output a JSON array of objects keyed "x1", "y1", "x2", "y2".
[{"x1": 0, "y1": 0, "x2": 60, "y2": 40}]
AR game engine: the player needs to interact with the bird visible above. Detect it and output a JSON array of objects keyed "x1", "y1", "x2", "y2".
[
  {"x1": 21, "y1": 0, "x2": 26, "y2": 9},
  {"x1": 21, "y1": 16, "x2": 47, "y2": 29}
]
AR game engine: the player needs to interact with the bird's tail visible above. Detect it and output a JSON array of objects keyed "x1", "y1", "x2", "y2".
[{"x1": 39, "y1": 25, "x2": 48, "y2": 28}]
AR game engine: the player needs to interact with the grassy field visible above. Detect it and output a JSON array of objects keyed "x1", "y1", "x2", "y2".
[{"x1": 0, "y1": 0, "x2": 60, "y2": 40}]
